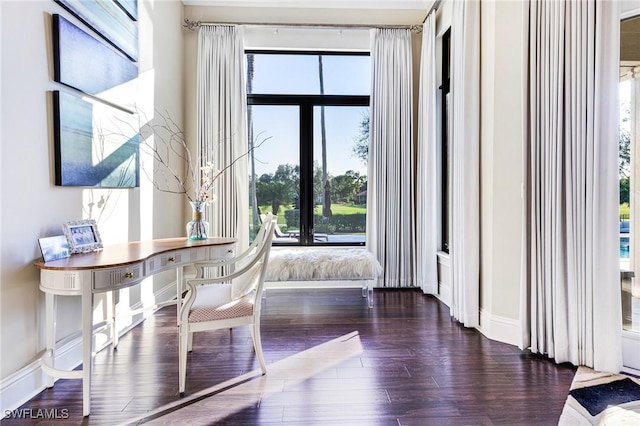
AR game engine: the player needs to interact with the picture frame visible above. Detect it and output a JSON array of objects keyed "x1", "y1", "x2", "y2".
[
  {"x1": 38, "y1": 235, "x2": 71, "y2": 262},
  {"x1": 114, "y1": 0, "x2": 138, "y2": 21},
  {"x1": 53, "y1": 90, "x2": 140, "y2": 188},
  {"x1": 63, "y1": 219, "x2": 103, "y2": 253},
  {"x1": 54, "y1": 0, "x2": 138, "y2": 61},
  {"x1": 52, "y1": 14, "x2": 138, "y2": 107}
]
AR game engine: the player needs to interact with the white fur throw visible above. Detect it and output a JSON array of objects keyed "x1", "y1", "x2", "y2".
[{"x1": 265, "y1": 248, "x2": 383, "y2": 281}]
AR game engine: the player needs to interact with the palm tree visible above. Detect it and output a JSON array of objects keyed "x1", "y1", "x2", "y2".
[
  {"x1": 247, "y1": 53, "x2": 260, "y2": 233},
  {"x1": 318, "y1": 55, "x2": 331, "y2": 218}
]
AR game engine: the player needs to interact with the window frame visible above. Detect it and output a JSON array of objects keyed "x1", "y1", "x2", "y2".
[
  {"x1": 439, "y1": 29, "x2": 451, "y2": 254},
  {"x1": 246, "y1": 50, "x2": 370, "y2": 246}
]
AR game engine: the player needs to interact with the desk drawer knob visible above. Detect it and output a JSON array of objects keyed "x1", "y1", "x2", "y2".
[
  {"x1": 124, "y1": 272, "x2": 134, "y2": 279},
  {"x1": 168, "y1": 257, "x2": 176, "y2": 262},
  {"x1": 227, "y1": 249, "x2": 234, "y2": 254}
]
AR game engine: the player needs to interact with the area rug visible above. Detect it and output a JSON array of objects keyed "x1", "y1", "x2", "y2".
[{"x1": 559, "y1": 366, "x2": 640, "y2": 425}]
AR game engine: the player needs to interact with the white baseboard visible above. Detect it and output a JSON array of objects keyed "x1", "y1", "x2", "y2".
[
  {"x1": 0, "y1": 282, "x2": 177, "y2": 417},
  {"x1": 479, "y1": 308, "x2": 520, "y2": 347},
  {"x1": 622, "y1": 329, "x2": 640, "y2": 372},
  {"x1": 437, "y1": 281, "x2": 451, "y2": 307},
  {"x1": 421, "y1": 283, "x2": 438, "y2": 295}
]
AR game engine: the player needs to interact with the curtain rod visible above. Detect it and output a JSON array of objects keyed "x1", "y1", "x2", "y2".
[
  {"x1": 183, "y1": 18, "x2": 422, "y2": 32},
  {"x1": 422, "y1": 0, "x2": 442, "y2": 23}
]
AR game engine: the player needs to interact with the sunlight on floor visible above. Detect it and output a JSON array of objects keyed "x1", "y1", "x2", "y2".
[{"x1": 123, "y1": 331, "x2": 366, "y2": 425}]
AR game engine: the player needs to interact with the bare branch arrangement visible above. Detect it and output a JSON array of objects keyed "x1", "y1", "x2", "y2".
[{"x1": 126, "y1": 109, "x2": 269, "y2": 204}]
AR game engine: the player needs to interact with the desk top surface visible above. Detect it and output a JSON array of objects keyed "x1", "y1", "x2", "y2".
[{"x1": 34, "y1": 237, "x2": 237, "y2": 271}]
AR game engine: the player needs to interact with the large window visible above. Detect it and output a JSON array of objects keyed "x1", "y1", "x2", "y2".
[
  {"x1": 246, "y1": 52, "x2": 370, "y2": 245},
  {"x1": 439, "y1": 29, "x2": 451, "y2": 253}
]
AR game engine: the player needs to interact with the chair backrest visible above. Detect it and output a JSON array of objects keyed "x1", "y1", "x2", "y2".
[
  {"x1": 228, "y1": 216, "x2": 275, "y2": 299},
  {"x1": 183, "y1": 217, "x2": 275, "y2": 317},
  {"x1": 194, "y1": 213, "x2": 275, "y2": 279}
]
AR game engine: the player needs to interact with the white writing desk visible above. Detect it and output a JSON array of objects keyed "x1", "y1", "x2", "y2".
[{"x1": 34, "y1": 237, "x2": 236, "y2": 416}]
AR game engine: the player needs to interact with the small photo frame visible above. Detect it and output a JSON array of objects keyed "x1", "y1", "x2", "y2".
[
  {"x1": 38, "y1": 235, "x2": 71, "y2": 262},
  {"x1": 63, "y1": 219, "x2": 103, "y2": 253}
]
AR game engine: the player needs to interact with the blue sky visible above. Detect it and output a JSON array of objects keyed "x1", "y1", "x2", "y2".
[{"x1": 248, "y1": 54, "x2": 370, "y2": 177}]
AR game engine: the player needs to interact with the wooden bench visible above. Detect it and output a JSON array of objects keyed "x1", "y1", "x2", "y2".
[{"x1": 264, "y1": 248, "x2": 383, "y2": 308}]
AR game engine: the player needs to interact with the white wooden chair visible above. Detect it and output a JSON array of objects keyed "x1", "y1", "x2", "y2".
[{"x1": 178, "y1": 216, "x2": 275, "y2": 395}]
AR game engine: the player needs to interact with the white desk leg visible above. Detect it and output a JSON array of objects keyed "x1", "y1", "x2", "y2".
[
  {"x1": 44, "y1": 292, "x2": 56, "y2": 388},
  {"x1": 81, "y1": 284, "x2": 93, "y2": 417},
  {"x1": 176, "y1": 266, "x2": 184, "y2": 326},
  {"x1": 112, "y1": 290, "x2": 119, "y2": 350}
]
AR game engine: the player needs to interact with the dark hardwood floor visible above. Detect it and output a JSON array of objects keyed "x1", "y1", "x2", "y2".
[{"x1": 5, "y1": 288, "x2": 576, "y2": 425}]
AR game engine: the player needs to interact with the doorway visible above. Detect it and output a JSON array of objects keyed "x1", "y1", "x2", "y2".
[{"x1": 620, "y1": 12, "x2": 640, "y2": 372}]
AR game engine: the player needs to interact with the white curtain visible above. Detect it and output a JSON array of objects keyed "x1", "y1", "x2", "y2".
[
  {"x1": 367, "y1": 28, "x2": 415, "y2": 288},
  {"x1": 449, "y1": 0, "x2": 480, "y2": 326},
  {"x1": 520, "y1": 0, "x2": 622, "y2": 373},
  {"x1": 416, "y1": 14, "x2": 438, "y2": 295},
  {"x1": 196, "y1": 25, "x2": 249, "y2": 251}
]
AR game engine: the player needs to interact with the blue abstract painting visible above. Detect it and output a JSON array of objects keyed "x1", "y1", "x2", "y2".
[
  {"x1": 54, "y1": 0, "x2": 138, "y2": 61},
  {"x1": 53, "y1": 91, "x2": 140, "y2": 188},
  {"x1": 53, "y1": 14, "x2": 138, "y2": 105}
]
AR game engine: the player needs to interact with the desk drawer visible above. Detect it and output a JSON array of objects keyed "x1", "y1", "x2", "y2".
[
  {"x1": 209, "y1": 244, "x2": 236, "y2": 260},
  {"x1": 145, "y1": 248, "x2": 213, "y2": 274},
  {"x1": 146, "y1": 250, "x2": 186, "y2": 274},
  {"x1": 93, "y1": 265, "x2": 143, "y2": 291}
]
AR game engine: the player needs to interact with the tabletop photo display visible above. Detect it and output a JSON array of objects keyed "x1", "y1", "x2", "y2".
[
  {"x1": 38, "y1": 235, "x2": 71, "y2": 262},
  {"x1": 62, "y1": 219, "x2": 103, "y2": 254}
]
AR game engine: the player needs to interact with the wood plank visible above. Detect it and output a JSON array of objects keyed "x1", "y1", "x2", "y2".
[{"x1": 3, "y1": 289, "x2": 576, "y2": 425}]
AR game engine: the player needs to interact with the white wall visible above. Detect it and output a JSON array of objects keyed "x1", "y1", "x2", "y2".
[
  {"x1": 621, "y1": 0, "x2": 640, "y2": 18},
  {"x1": 0, "y1": 0, "x2": 184, "y2": 411},
  {"x1": 433, "y1": 0, "x2": 523, "y2": 345},
  {"x1": 478, "y1": 0, "x2": 524, "y2": 345}
]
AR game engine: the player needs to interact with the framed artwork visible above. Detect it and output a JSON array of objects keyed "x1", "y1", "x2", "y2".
[
  {"x1": 63, "y1": 219, "x2": 103, "y2": 254},
  {"x1": 52, "y1": 14, "x2": 138, "y2": 108},
  {"x1": 38, "y1": 235, "x2": 71, "y2": 262},
  {"x1": 114, "y1": 0, "x2": 137, "y2": 21},
  {"x1": 53, "y1": 90, "x2": 140, "y2": 187},
  {"x1": 54, "y1": 0, "x2": 138, "y2": 61}
]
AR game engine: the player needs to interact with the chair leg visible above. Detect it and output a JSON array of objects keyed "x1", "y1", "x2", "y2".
[
  {"x1": 249, "y1": 322, "x2": 267, "y2": 375},
  {"x1": 178, "y1": 322, "x2": 189, "y2": 396},
  {"x1": 187, "y1": 331, "x2": 194, "y2": 352}
]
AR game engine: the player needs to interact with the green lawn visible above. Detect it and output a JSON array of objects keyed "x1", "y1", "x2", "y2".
[
  {"x1": 255, "y1": 204, "x2": 365, "y2": 219},
  {"x1": 328, "y1": 204, "x2": 366, "y2": 215},
  {"x1": 620, "y1": 203, "x2": 630, "y2": 220},
  {"x1": 250, "y1": 204, "x2": 366, "y2": 233}
]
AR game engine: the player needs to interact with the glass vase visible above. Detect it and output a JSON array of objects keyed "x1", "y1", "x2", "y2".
[{"x1": 186, "y1": 200, "x2": 209, "y2": 240}]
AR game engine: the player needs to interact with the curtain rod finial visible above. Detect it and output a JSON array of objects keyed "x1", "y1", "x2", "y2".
[{"x1": 184, "y1": 18, "x2": 201, "y2": 31}]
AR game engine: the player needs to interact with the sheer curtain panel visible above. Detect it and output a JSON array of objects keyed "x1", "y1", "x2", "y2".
[
  {"x1": 449, "y1": 0, "x2": 480, "y2": 327},
  {"x1": 520, "y1": 0, "x2": 622, "y2": 373},
  {"x1": 197, "y1": 25, "x2": 249, "y2": 251},
  {"x1": 416, "y1": 14, "x2": 438, "y2": 295},
  {"x1": 367, "y1": 28, "x2": 415, "y2": 288}
]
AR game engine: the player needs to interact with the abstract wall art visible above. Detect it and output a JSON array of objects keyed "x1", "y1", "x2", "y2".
[
  {"x1": 54, "y1": 0, "x2": 138, "y2": 61},
  {"x1": 52, "y1": 14, "x2": 138, "y2": 106},
  {"x1": 114, "y1": 0, "x2": 137, "y2": 21},
  {"x1": 53, "y1": 90, "x2": 140, "y2": 188}
]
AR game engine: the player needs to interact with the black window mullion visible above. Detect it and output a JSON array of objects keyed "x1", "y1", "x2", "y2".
[{"x1": 299, "y1": 102, "x2": 314, "y2": 245}]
